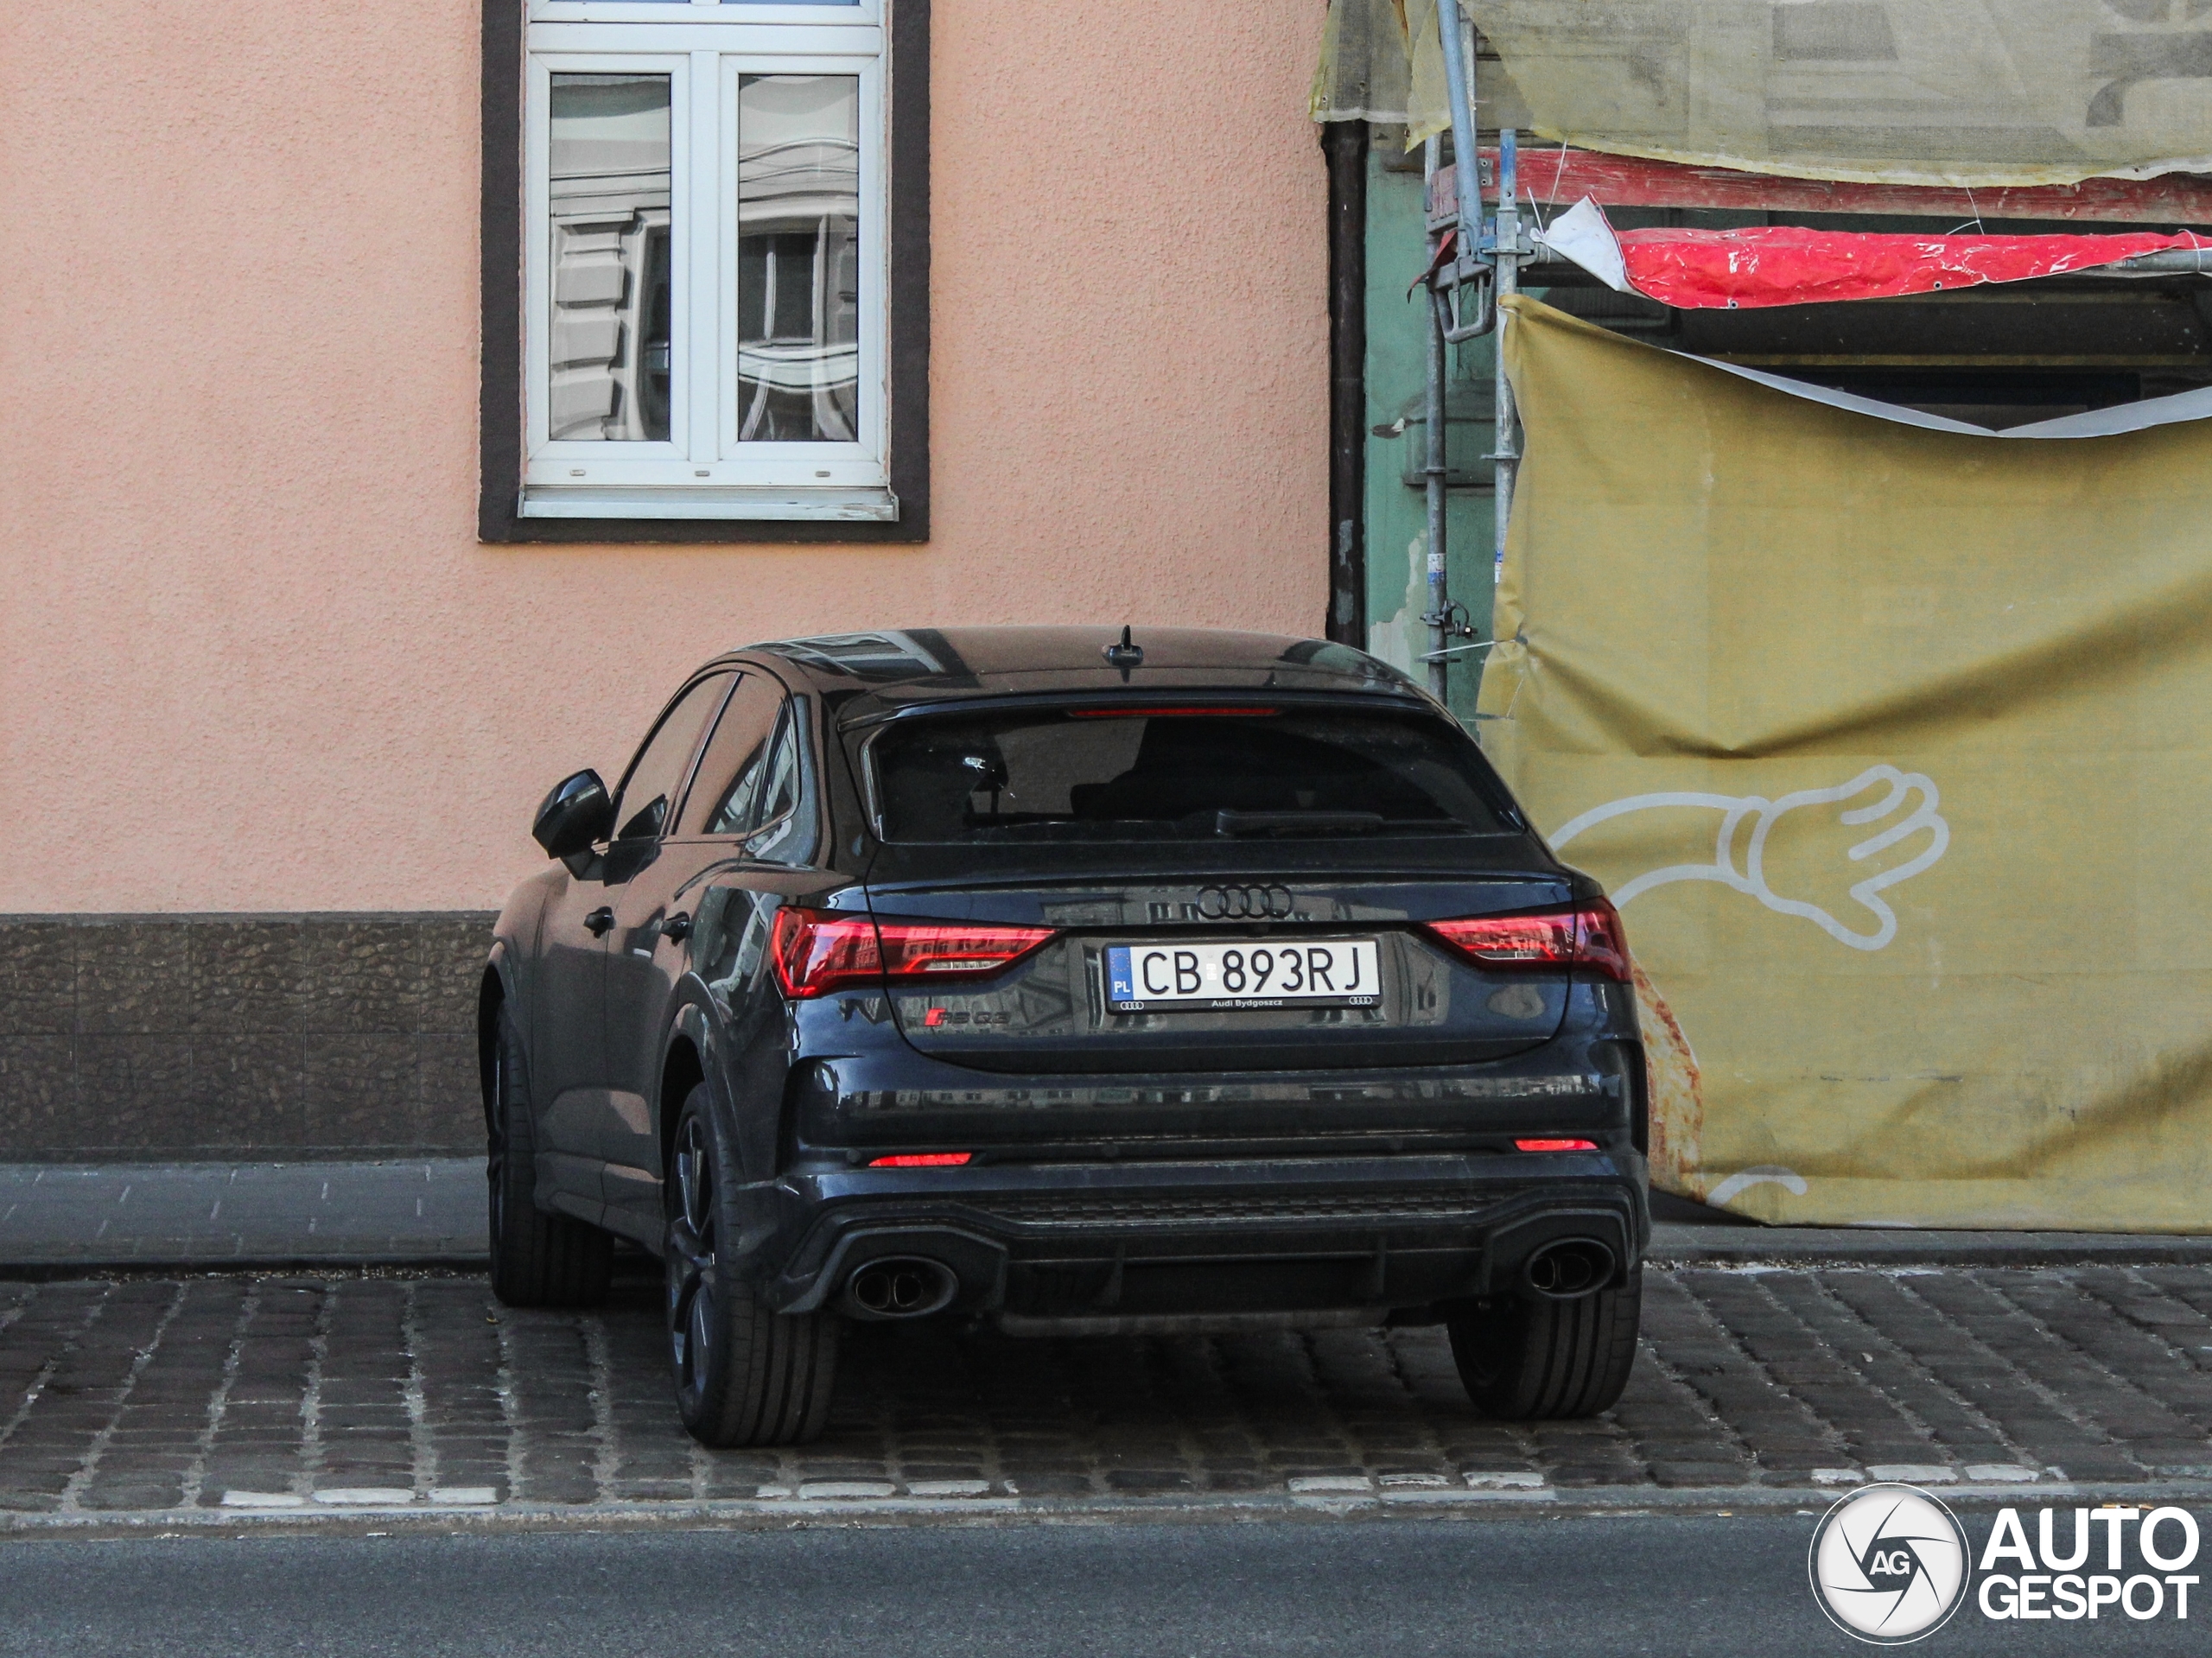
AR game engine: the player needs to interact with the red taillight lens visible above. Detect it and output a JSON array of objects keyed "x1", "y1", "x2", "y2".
[
  {"x1": 1515, "y1": 1137, "x2": 1598, "y2": 1152},
  {"x1": 1422, "y1": 900, "x2": 1630, "y2": 982},
  {"x1": 1569, "y1": 900, "x2": 1630, "y2": 982},
  {"x1": 875, "y1": 919, "x2": 1058, "y2": 979},
  {"x1": 868, "y1": 1152, "x2": 974, "y2": 1167},
  {"x1": 769, "y1": 910, "x2": 882, "y2": 998},
  {"x1": 769, "y1": 909, "x2": 1058, "y2": 1000}
]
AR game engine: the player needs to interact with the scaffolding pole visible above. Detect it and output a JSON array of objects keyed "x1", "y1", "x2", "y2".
[
  {"x1": 1422, "y1": 136, "x2": 1451, "y2": 702},
  {"x1": 1421, "y1": 0, "x2": 1522, "y2": 703},
  {"x1": 1491, "y1": 129, "x2": 1521, "y2": 589}
]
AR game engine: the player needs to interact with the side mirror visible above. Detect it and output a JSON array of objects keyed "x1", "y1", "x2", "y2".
[{"x1": 532, "y1": 770, "x2": 613, "y2": 861}]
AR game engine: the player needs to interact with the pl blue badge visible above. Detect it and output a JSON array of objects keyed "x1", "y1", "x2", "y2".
[{"x1": 1809, "y1": 1484, "x2": 1971, "y2": 1643}]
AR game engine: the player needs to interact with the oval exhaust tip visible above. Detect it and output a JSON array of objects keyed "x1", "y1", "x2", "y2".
[
  {"x1": 843, "y1": 1258, "x2": 957, "y2": 1319},
  {"x1": 1523, "y1": 1238, "x2": 1616, "y2": 1299}
]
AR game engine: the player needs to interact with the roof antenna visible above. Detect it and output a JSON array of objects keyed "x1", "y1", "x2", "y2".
[{"x1": 1102, "y1": 625, "x2": 1144, "y2": 679}]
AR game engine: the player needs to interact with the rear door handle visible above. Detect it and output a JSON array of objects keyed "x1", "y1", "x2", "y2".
[{"x1": 584, "y1": 906, "x2": 615, "y2": 937}]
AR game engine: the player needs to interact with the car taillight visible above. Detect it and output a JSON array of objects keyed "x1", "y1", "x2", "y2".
[
  {"x1": 1422, "y1": 899, "x2": 1630, "y2": 982},
  {"x1": 769, "y1": 909, "x2": 1057, "y2": 1000},
  {"x1": 868, "y1": 1152, "x2": 974, "y2": 1168},
  {"x1": 1515, "y1": 1138, "x2": 1598, "y2": 1152}
]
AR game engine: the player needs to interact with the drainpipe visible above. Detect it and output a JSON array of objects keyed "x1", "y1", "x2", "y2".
[
  {"x1": 1323, "y1": 121, "x2": 1369, "y2": 647},
  {"x1": 1422, "y1": 135, "x2": 1450, "y2": 702}
]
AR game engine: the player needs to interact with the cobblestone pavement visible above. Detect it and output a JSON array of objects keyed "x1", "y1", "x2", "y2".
[{"x1": 8, "y1": 1263, "x2": 2212, "y2": 1524}]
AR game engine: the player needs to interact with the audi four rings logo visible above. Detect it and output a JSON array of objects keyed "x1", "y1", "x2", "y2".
[{"x1": 1195, "y1": 885, "x2": 1295, "y2": 920}]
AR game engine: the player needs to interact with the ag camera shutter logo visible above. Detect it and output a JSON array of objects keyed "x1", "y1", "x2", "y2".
[{"x1": 1808, "y1": 1483, "x2": 1971, "y2": 1644}]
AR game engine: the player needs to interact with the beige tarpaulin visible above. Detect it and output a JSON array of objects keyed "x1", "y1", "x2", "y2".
[
  {"x1": 1310, "y1": 0, "x2": 1450, "y2": 138},
  {"x1": 1313, "y1": 0, "x2": 2212, "y2": 186},
  {"x1": 1478, "y1": 295, "x2": 2212, "y2": 1231}
]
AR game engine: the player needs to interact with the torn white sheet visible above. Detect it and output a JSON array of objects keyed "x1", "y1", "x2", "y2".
[
  {"x1": 1690, "y1": 362, "x2": 1999, "y2": 435},
  {"x1": 1689, "y1": 359, "x2": 2212, "y2": 439},
  {"x1": 2005, "y1": 385, "x2": 2212, "y2": 438}
]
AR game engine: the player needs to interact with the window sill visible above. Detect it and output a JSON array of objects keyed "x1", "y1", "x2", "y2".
[{"x1": 518, "y1": 486, "x2": 899, "y2": 522}]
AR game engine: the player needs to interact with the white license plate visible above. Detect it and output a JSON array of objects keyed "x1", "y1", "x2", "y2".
[{"x1": 1103, "y1": 939, "x2": 1381, "y2": 1013}]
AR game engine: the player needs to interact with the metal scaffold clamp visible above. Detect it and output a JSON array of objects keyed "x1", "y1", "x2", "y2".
[{"x1": 1417, "y1": 600, "x2": 1484, "y2": 664}]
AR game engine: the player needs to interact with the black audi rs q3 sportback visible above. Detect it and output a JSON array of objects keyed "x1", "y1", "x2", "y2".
[{"x1": 480, "y1": 627, "x2": 1649, "y2": 1446}]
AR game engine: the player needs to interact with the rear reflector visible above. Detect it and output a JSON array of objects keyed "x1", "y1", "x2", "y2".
[
  {"x1": 1422, "y1": 899, "x2": 1631, "y2": 982},
  {"x1": 1515, "y1": 1138, "x2": 1599, "y2": 1152},
  {"x1": 769, "y1": 909, "x2": 1057, "y2": 1000},
  {"x1": 868, "y1": 1152, "x2": 974, "y2": 1167}
]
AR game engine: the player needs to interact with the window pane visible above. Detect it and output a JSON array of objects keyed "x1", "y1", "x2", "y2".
[
  {"x1": 870, "y1": 708, "x2": 1519, "y2": 844},
  {"x1": 679, "y1": 673, "x2": 786, "y2": 836},
  {"x1": 550, "y1": 73, "x2": 672, "y2": 442},
  {"x1": 737, "y1": 75, "x2": 859, "y2": 443},
  {"x1": 613, "y1": 674, "x2": 731, "y2": 842},
  {"x1": 747, "y1": 706, "x2": 811, "y2": 862}
]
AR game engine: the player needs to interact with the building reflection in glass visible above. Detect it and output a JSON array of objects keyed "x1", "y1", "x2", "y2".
[
  {"x1": 737, "y1": 74, "x2": 860, "y2": 443},
  {"x1": 548, "y1": 73, "x2": 673, "y2": 442}
]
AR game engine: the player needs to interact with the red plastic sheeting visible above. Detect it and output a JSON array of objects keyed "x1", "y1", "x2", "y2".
[
  {"x1": 1611, "y1": 226, "x2": 2206, "y2": 308},
  {"x1": 1433, "y1": 150, "x2": 2212, "y2": 228}
]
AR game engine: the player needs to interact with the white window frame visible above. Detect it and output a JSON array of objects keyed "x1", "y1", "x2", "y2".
[{"x1": 522, "y1": 0, "x2": 892, "y2": 522}]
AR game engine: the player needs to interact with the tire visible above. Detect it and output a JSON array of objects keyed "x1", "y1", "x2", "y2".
[
  {"x1": 664, "y1": 1084, "x2": 840, "y2": 1447},
  {"x1": 486, "y1": 1006, "x2": 613, "y2": 1308},
  {"x1": 1446, "y1": 1268, "x2": 1642, "y2": 1420}
]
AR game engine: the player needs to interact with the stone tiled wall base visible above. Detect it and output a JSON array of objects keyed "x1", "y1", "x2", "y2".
[{"x1": 0, "y1": 914, "x2": 496, "y2": 1159}]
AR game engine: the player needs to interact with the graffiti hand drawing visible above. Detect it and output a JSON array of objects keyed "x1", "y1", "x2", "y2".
[{"x1": 1549, "y1": 765, "x2": 1949, "y2": 951}]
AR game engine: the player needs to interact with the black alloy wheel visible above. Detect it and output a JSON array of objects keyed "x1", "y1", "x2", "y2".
[
  {"x1": 1445, "y1": 1268, "x2": 1642, "y2": 1419},
  {"x1": 486, "y1": 1007, "x2": 613, "y2": 1308},
  {"x1": 664, "y1": 1084, "x2": 839, "y2": 1445}
]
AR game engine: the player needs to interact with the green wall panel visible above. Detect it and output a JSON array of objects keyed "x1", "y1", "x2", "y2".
[{"x1": 1360, "y1": 149, "x2": 1537, "y2": 723}]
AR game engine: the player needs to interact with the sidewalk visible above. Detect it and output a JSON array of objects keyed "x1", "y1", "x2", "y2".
[
  {"x1": 3, "y1": 1160, "x2": 2209, "y2": 1273},
  {"x1": 0, "y1": 1160, "x2": 486, "y2": 1271}
]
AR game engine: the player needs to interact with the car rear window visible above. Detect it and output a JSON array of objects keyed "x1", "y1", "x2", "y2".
[{"x1": 868, "y1": 704, "x2": 1522, "y2": 843}]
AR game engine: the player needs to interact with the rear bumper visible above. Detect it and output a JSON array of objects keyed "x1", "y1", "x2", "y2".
[{"x1": 757, "y1": 1151, "x2": 1648, "y2": 1321}]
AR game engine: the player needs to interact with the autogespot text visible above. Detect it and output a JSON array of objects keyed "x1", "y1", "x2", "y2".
[{"x1": 1977, "y1": 1505, "x2": 2199, "y2": 1623}]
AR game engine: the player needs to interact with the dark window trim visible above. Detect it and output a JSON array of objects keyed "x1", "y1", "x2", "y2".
[{"x1": 479, "y1": 0, "x2": 931, "y2": 544}]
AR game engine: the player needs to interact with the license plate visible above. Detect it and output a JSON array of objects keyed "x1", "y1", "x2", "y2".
[{"x1": 1103, "y1": 939, "x2": 1382, "y2": 1013}]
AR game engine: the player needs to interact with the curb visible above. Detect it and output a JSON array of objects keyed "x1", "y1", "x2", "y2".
[
  {"x1": 4, "y1": 1477, "x2": 2209, "y2": 1541},
  {"x1": 1648, "y1": 1224, "x2": 2212, "y2": 1269},
  {"x1": 0, "y1": 1255, "x2": 490, "y2": 1282},
  {"x1": 13, "y1": 1238, "x2": 2212, "y2": 1278},
  {"x1": 12, "y1": 1220, "x2": 2212, "y2": 1280}
]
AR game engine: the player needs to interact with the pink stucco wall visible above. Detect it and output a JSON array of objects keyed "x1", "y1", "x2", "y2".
[{"x1": 0, "y1": 0, "x2": 1329, "y2": 913}]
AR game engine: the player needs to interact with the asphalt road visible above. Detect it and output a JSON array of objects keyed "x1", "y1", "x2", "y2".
[{"x1": 0, "y1": 1514, "x2": 2197, "y2": 1658}]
